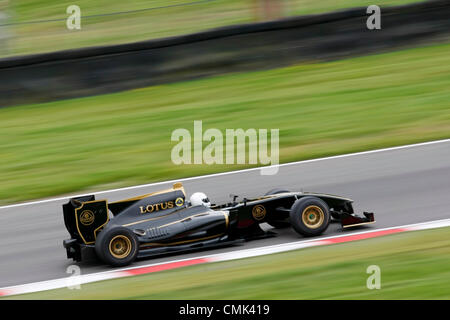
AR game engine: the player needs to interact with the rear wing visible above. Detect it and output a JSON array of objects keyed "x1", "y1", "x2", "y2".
[{"x1": 63, "y1": 195, "x2": 109, "y2": 244}]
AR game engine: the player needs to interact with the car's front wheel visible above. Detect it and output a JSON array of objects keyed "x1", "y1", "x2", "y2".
[
  {"x1": 289, "y1": 196, "x2": 330, "y2": 237},
  {"x1": 95, "y1": 227, "x2": 139, "y2": 267}
]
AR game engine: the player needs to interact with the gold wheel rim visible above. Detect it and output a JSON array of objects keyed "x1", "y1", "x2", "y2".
[
  {"x1": 109, "y1": 235, "x2": 132, "y2": 259},
  {"x1": 302, "y1": 205, "x2": 325, "y2": 229}
]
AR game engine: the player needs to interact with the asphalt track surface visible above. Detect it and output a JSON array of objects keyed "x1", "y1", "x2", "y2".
[{"x1": 1, "y1": 140, "x2": 449, "y2": 287}]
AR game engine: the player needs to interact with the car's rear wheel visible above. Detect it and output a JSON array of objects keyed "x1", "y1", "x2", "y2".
[
  {"x1": 95, "y1": 227, "x2": 139, "y2": 267},
  {"x1": 265, "y1": 188, "x2": 291, "y2": 229},
  {"x1": 289, "y1": 196, "x2": 330, "y2": 237}
]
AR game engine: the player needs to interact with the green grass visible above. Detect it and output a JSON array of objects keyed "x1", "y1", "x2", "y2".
[
  {"x1": 6, "y1": 226, "x2": 450, "y2": 299},
  {"x1": 1, "y1": 0, "x2": 422, "y2": 57},
  {"x1": 0, "y1": 42, "x2": 450, "y2": 204}
]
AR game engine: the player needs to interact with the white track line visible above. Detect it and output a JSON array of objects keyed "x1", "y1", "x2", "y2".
[
  {"x1": 1, "y1": 138, "x2": 449, "y2": 210},
  {"x1": 1, "y1": 218, "x2": 450, "y2": 297}
]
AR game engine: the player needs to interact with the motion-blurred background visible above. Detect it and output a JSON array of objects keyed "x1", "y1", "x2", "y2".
[
  {"x1": 0, "y1": 0, "x2": 449, "y2": 204},
  {"x1": 1, "y1": 0, "x2": 450, "y2": 301},
  {"x1": 0, "y1": 0, "x2": 420, "y2": 57}
]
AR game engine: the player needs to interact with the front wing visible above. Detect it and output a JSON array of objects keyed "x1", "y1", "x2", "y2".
[{"x1": 341, "y1": 212, "x2": 375, "y2": 228}]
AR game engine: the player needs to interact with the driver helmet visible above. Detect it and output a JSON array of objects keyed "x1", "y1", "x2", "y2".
[{"x1": 190, "y1": 192, "x2": 211, "y2": 207}]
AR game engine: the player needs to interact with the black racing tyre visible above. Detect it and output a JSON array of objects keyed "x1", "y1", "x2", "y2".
[
  {"x1": 95, "y1": 227, "x2": 139, "y2": 267},
  {"x1": 289, "y1": 196, "x2": 330, "y2": 237},
  {"x1": 265, "y1": 188, "x2": 291, "y2": 228},
  {"x1": 264, "y1": 188, "x2": 290, "y2": 196}
]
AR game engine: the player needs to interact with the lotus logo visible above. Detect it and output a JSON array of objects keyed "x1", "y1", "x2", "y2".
[
  {"x1": 175, "y1": 197, "x2": 184, "y2": 207},
  {"x1": 80, "y1": 210, "x2": 95, "y2": 226},
  {"x1": 252, "y1": 205, "x2": 266, "y2": 221}
]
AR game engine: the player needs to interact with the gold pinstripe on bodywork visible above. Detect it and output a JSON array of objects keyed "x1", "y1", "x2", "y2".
[
  {"x1": 157, "y1": 210, "x2": 229, "y2": 229},
  {"x1": 125, "y1": 210, "x2": 229, "y2": 229},
  {"x1": 136, "y1": 211, "x2": 229, "y2": 247},
  {"x1": 342, "y1": 221, "x2": 376, "y2": 228},
  {"x1": 121, "y1": 210, "x2": 180, "y2": 227},
  {"x1": 139, "y1": 233, "x2": 224, "y2": 248},
  {"x1": 110, "y1": 183, "x2": 186, "y2": 205}
]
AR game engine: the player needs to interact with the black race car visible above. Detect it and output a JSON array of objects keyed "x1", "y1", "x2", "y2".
[{"x1": 63, "y1": 182, "x2": 375, "y2": 266}]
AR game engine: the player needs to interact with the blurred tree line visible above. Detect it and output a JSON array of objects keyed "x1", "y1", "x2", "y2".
[
  {"x1": 0, "y1": 0, "x2": 290, "y2": 58},
  {"x1": 252, "y1": 0, "x2": 289, "y2": 21},
  {"x1": 0, "y1": 0, "x2": 11, "y2": 56}
]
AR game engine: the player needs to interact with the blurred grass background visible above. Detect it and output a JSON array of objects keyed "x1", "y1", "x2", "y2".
[
  {"x1": 0, "y1": 43, "x2": 449, "y2": 204},
  {"x1": 6, "y1": 226, "x2": 450, "y2": 299},
  {"x1": 0, "y1": 0, "x2": 421, "y2": 57}
]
